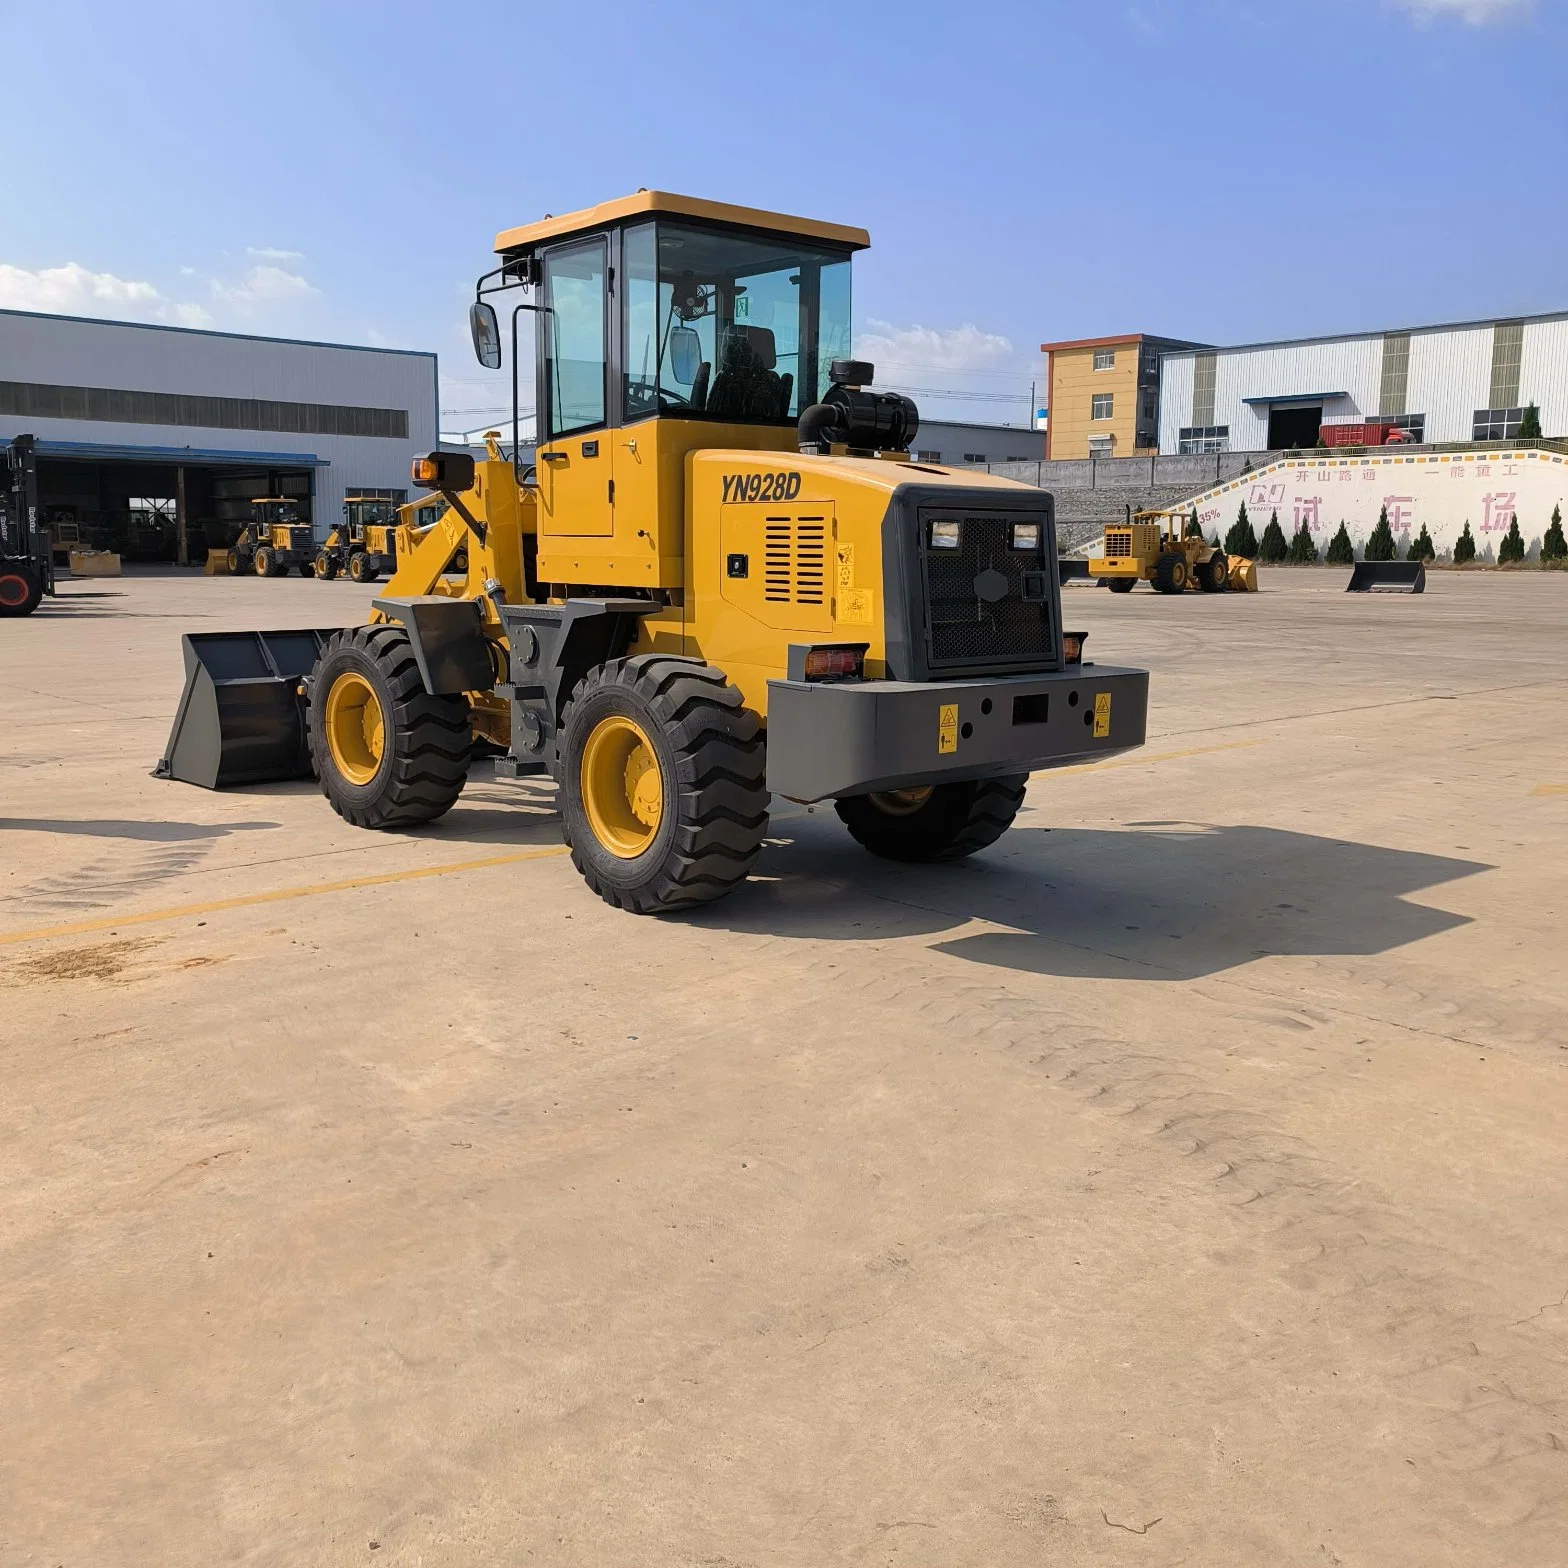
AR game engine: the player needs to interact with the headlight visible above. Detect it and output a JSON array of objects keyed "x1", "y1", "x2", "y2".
[
  {"x1": 929, "y1": 519, "x2": 961, "y2": 550},
  {"x1": 1011, "y1": 521, "x2": 1041, "y2": 552}
]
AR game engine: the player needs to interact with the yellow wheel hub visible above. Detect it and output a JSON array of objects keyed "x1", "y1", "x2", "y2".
[
  {"x1": 580, "y1": 714, "x2": 664, "y2": 859},
  {"x1": 324, "y1": 671, "x2": 386, "y2": 786},
  {"x1": 868, "y1": 786, "x2": 934, "y2": 817}
]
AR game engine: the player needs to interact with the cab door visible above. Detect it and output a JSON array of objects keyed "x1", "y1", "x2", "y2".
[{"x1": 536, "y1": 237, "x2": 614, "y2": 537}]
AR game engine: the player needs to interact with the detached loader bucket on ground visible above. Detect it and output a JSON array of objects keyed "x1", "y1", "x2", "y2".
[
  {"x1": 1058, "y1": 557, "x2": 1091, "y2": 583},
  {"x1": 156, "y1": 628, "x2": 342, "y2": 788},
  {"x1": 1347, "y1": 560, "x2": 1426, "y2": 593}
]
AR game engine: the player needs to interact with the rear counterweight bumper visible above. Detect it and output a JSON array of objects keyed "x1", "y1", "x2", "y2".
[{"x1": 764, "y1": 666, "x2": 1149, "y2": 802}]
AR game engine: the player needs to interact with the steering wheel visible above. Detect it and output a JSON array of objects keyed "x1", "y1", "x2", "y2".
[{"x1": 657, "y1": 388, "x2": 692, "y2": 409}]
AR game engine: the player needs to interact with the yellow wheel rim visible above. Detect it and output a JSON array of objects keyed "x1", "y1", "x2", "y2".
[
  {"x1": 580, "y1": 714, "x2": 664, "y2": 859},
  {"x1": 324, "y1": 671, "x2": 385, "y2": 786},
  {"x1": 868, "y1": 786, "x2": 934, "y2": 817}
]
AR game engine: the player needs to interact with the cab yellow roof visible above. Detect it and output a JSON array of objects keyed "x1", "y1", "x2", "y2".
[{"x1": 494, "y1": 191, "x2": 869, "y2": 254}]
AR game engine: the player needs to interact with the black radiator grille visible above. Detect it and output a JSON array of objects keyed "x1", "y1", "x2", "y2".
[{"x1": 921, "y1": 512, "x2": 1053, "y2": 668}]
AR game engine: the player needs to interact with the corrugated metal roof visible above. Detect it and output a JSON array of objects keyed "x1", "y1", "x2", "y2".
[
  {"x1": 1163, "y1": 307, "x2": 1568, "y2": 361},
  {"x1": 12, "y1": 435, "x2": 329, "y2": 466}
]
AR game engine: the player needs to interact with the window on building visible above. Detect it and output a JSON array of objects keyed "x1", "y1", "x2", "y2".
[
  {"x1": 1378, "y1": 332, "x2": 1411, "y2": 418},
  {"x1": 1141, "y1": 390, "x2": 1157, "y2": 421},
  {"x1": 915, "y1": 449, "x2": 942, "y2": 463},
  {"x1": 1090, "y1": 393, "x2": 1114, "y2": 420},
  {"x1": 962, "y1": 452, "x2": 987, "y2": 463},
  {"x1": 1087, "y1": 434, "x2": 1114, "y2": 457},
  {"x1": 1178, "y1": 425, "x2": 1230, "y2": 454},
  {"x1": 1192, "y1": 352, "x2": 1217, "y2": 428},
  {"x1": 1473, "y1": 407, "x2": 1527, "y2": 442},
  {"x1": 1370, "y1": 413, "x2": 1426, "y2": 443},
  {"x1": 1489, "y1": 322, "x2": 1523, "y2": 410},
  {"x1": 1092, "y1": 348, "x2": 1116, "y2": 371}
]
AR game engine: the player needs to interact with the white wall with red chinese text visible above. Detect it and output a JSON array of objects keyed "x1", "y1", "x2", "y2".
[{"x1": 1187, "y1": 448, "x2": 1568, "y2": 558}]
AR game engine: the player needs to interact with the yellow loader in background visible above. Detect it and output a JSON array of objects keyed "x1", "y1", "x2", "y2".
[
  {"x1": 1089, "y1": 507, "x2": 1257, "y2": 594},
  {"x1": 228, "y1": 498, "x2": 316, "y2": 578},
  {"x1": 158, "y1": 191, "x2": 1150, "y2": 913}
]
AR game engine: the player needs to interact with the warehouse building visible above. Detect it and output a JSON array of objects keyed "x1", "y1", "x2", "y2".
[
  {"x1": 0, "y1": 309, "x2": 438, "y2": 561},
  {"x1": 1157, "y1": 310, "x2": 1568, "y2": 455}
]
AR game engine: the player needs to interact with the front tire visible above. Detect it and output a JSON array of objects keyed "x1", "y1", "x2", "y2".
[
  {"x1": 307, "y1": 624, "x2": 472, "y2": 829},
  {"x1": 558, "y1": 655, "x2": 768, "y2": 914},
  {"x1": 835, "y1": 776, "x2": 1028, "y2": 863},
  {"x1": 1200, "y1": 551, "x2": 1229, "y2": 592},
  {"x1": 347, "y1": 550, "x2": 377, "y2": 584},
  {"x1": 315, "y1": 551, "x2": 338, "y2": 580},
  {"x1": 0, "y1": 564, "x2": 43, "y2": 617}
]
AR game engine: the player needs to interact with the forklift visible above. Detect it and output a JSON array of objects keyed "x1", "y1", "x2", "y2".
[
  {"x1": 0, "y1": 435, "x2": 53, "y2": 618},
  {"x1": 315, "y1": 496, "x2": 400, "y2": 582},
  {"x1": 228, "y1": 498, "x2": 315, "y2": 577}
]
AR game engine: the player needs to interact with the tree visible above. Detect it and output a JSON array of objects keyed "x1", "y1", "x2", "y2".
[
  {"x1": 1325, "y1": 522, "x2": 1355, "y2": 565},
  {"x1": 1453, "y1": 521, "x2": 1477, "y2": 565},
  {"x1": 1365, "y1": 504, "x2": 1397, "y2": 561},
  {"x1": 1407, "y1": 524, "x2": 1435, "y2": 562},
  {"x1": 1184, "y1": 508, "x2": 1202, "y2": 539},
  {"x1": 1498, "y1": 514, "x2": 1526, "y2": 564},
  {"x1": 1516, "y1": 403, "x2": 1543, "y2": 440},
  {"x1": 1258, "y1": 509, "x2": 1289, "y2": 562},
  {"x1": 1287, "y1": 521, "x2": 1319, "y2": 564},
  {"x1": 1541, "y1": 503, "x2": 1566, "y2": 563},
  {"x1": 1208, "y1": 532, "x2": 1222, "y2": 550},
  {"x1": 1225, "y1": 500, "x2": 1258, "y2": 559}
]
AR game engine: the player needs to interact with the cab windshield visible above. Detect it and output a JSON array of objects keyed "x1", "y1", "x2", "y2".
[{"x1": 620, "y1": 222, "x2": 852, "y2": 426}]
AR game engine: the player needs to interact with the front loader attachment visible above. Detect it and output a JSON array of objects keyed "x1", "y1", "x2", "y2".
[
  {"x1": 1347, "y1": 560, "x2": 1425, "y2": 593},
  {"x1": 1227, "y1": 556, "x2": 1259, "y2": 592},
  {"x1": 155, "y1": 628, "x2": 343, "y2": 788}
]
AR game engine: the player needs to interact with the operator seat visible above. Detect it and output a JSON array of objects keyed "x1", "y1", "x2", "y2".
[{"x1": 705, "y1": 325, "x2": 788, "y2": 420}]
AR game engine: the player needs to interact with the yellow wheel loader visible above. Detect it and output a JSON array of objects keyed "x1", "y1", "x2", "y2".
[
  {"x1": 316, "y1": 497, "x2": 402, "y2": 583},
  {"x1": 158, "y1": 192, "x2": 1150, "y2": 913},
  {"x1": 229, "y1": 498, "x2": 316, "y2": 578},
  {"x1": 1090, "y1": 507, "x2": 1257, "y2": 594}
]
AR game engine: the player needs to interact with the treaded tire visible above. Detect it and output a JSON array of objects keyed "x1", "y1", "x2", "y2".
[
  {"x1": 347, "y1": 551, "x2": 376, "y2": 584},
  {"x1": 0, "y1": 564, "x2": 43, "y2": 617},
  {"x1": 306, "y1": 624, "x2": 472, "y2": 829},
  {"x1": 835, "y1": 775, "x2": 1028, "y2": 863},
  {"x1": 1200, "y1": 551, "x2": 1229, "y2": 592},
  {"x1": 558, "y1": 655, "x2": 768, "y2": 914},
  {"x1": 1152, "y1": 551, "x2": 1188, "y2": 594},
  {"x1": 315, "y1": 551, "x2": 338, "y2": 580},
  {"x1": 1106, "y1": 578, "x2": 1136, "y2": 593},
  {"x1": 298, "y1": 562, "x2": 315, "y2": 578},
  {"x1": 256, "y1": 545, "x2": 285, "y2": 578}
]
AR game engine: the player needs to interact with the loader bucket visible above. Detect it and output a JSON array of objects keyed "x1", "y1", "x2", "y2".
[
  {"x1": 1228, "y1": 556, "x2": 1258, "y2": 592},
  {"x1": 155, "y1": 628, "x2": 342, "y2": 788},
  {"x1": 204, "y1": 548, "x2": 231, "y2": 575},
  {"x1": 1058, "y1": 557, "x2": 1091, "y2": 582},
  {"x1": 1346, "y1": 560, "x2": 1425, "y2": 593}
]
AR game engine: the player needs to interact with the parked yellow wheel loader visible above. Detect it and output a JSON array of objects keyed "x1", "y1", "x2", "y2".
[
  {"x1": 316, "y1": 497, "x2": 402, "y2": 583},
  {"x1": 158, "y1": 192, "x2": 1151, "y2": 913},
  {"x1": 229, "y1": 498, "x2": 316, "y2": 578},
  {"x1": 1089, "y1": 507, "x2": 1257, "y2": 594}
]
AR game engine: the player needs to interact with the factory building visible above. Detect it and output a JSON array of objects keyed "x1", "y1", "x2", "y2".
[
  {"x1": 0, "y1": 308, "x2": 438, "y2": 561},
  {"x1": 1157, "y1": 310, "x2": 1568, "y2": 455}
]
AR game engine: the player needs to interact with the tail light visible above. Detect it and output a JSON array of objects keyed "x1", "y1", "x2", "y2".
[
  {"x1": 789, "y1": 642, "x2": 869, "y2": 682},
  {"x1": 1062, "y1": 631, "x2": 1087, "y2": 666}
]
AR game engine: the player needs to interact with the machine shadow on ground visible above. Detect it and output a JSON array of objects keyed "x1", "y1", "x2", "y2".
[
  {"x1": 699, "y1": 817, "x2": 1492, "y2": 982},
  {"x1": 0, "y1": 818, "x2": 278, "y2": 842}
]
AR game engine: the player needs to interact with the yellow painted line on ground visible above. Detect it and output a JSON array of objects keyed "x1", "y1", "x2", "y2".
[
  {"x1": 1045, "y1": 738, "x2": 1265, "y2": 778},
  {"x1": 1531, "y1": 783, "x2": 1568, "y2": 797},
  {"x1": 0, "y1": 845, "x2": 571, "y2": 948}
]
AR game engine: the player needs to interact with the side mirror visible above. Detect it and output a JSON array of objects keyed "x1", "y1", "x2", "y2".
[
  {"x1": 470, "y1": 300, "x2": 501, "y2": 370},
  {"x1": 668, "y1": 325, "x2": 701, "y2": 386}
]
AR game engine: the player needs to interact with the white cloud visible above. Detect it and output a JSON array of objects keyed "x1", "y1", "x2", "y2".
[
  {"x1": 1390, "y1": 0, "x2": 1531, "y2": 22},
  {"x1": 854, "y1": 319, "x2": 1015, "y2": 374},
  {"x1": 0, "y1": 260, "x2": 212, "y2": 327},
  {"x1": 247, "y1": 245, "x2": 305, "y2": 262},
  {"x1": 211, "y1": 263, "x2": 318, "y2": 310}
]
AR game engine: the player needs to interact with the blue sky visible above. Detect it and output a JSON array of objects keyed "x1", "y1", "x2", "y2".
[{"x1": 2, "y1": 0, "x2": 1563, "y2": 429}]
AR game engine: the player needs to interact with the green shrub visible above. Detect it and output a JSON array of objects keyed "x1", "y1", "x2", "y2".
[
  {"x1": 1541, "y1": 504, "x2": 1566, "y2": 562},
  {"x1": 1498, "y1": 515, "x2": 1526, "y2": 564},
  {"x1": 1407, "y1": 524, "x2": 1435, "y2": 562},
  {"x1": 1516, "y1": 403, "x2": 1543, "y2": 440},
  {"x1": 1225, "y1": 501, "x2": 1258, "y2": 559},
  {"x1": 1365, "y1": 504, "x2": 1397, "y2": 561},
  {"x1": 1184, "y1": 508, "x2": 1202, "y2": 539},
  {"x1": 1453, "y1": 521, "x2": 1477, "y2": 564},
  {"x1": 1325, "y1": 522, "x2": 1355, "y2": 565},
  {"x1": 1208, "y1": 532, "x2": 1222, "y2": 549},
  {"x1": 1258, "y1": 510, "x2": 1288, "y2": 562},
  {"x1": 1287, "y1": 521, "x2": 1319, "y2": 563}
]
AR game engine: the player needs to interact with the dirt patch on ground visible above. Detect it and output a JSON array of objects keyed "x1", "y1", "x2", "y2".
[{"x1": 1, "y1": 935, "x2": 166, "y2": 985}]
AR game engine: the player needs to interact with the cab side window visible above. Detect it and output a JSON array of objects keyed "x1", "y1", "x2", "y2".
[{"x1": 544, "y1": 239, "x2": 607, "y2": 438}]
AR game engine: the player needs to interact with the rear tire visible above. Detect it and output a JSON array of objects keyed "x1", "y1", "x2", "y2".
[
  {"x1": 0, "y1": 564, "x2": 43, "y2": 617},
  {"x1": 307, "y1": 624, "x2": 472, "y2": 829},
  {"x1": 1106, "y1": 578, "x2": 1136, "y2": 593},
  {"x1": 1200, "y1": 551, "x2": 1229, "y2": 592},
  {"x1": 1152, "y1": 551, "x2": 1189, "y2": 594},
  {"x1": 835, "y1": 775, "x2": 1028, "y2": 863},
  {"x1": 558, "y1": 655, "x2": 768, "y2": 914},
  {"x1": 227, "y1": 549, "x2": 243, "y2": 574}
]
